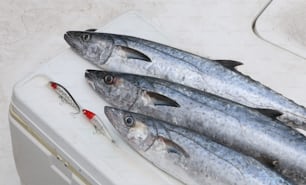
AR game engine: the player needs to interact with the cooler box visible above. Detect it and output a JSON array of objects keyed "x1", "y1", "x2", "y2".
[{"x1": 8, "y1": 13, "x2": 183, "y2": 185}]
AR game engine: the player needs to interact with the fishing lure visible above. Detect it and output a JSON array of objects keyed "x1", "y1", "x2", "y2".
[
  {"x1": 49, "y1": 81, "x2": 114, "y2": 142},
  {"x1": 82, "y1": 109, "x2": 115, "y2": 143},
  {"x1": 49, "y1": 81, "x2": 81, "y2": 114}
]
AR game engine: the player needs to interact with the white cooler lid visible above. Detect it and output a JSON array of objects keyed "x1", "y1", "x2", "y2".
[{"x1": 11, "y1": 12, "x2": 183, "y2": 185}]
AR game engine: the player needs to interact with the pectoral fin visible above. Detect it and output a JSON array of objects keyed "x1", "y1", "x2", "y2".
[
  {"x1": 158, "y1": 136, "x2": 190, "y2": 158},
  {"x1": 146, "y1": 91, "x2": 180, "y2": 107},
  {"x1": 254, "y1": 108, "x2": 283, "y2": 119},
  {"x1": 214, "y1": 60, "x2": 243, "y2": 71},
  {"x1": 116, "y1": 45, "x2": 151, "y2": 62}
]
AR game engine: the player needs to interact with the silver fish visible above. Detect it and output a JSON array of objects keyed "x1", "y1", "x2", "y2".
[
  {"x1": 104, "y1": 106, "x2": 292, "y2": 185},
  {"x1": 86, "y1": 70, "x2": 306, "y2": 184},
  {"x1": 64, "y1": 31, "x2": 306, "y2": 129}
]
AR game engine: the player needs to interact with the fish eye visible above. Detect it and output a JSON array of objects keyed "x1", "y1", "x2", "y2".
[
  {"x1": 124, "y1": 115, "x2": 135, "y2": 127},
  {"x1": 104, "y1": 75, "x2": 114, "y2": 85},
  {"x1": 81, "y1": 33, "x2": 91, "y2": 42}
]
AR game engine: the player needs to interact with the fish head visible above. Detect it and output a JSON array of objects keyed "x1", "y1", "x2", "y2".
[
  {"x1": 104, "y1": 106, "x2": 157, "y2": 151},
  {"x1": 85, "y1": 70, "x2": 140, "y2": 109},
  {"x1": 64, "y1": 31, "x2": 114, "y2": 65}
]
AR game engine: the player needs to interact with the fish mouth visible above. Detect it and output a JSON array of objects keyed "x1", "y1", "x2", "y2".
[
  {"x1": 85, "y1": 70, "x2": 96, "y2": 89},
  {"x1": 104, "y1": 106, "x2": 114, "y2": 120},
  {"x1": 64, "y1": 31, "x2": 80, "y2": 50},
  {"x1": 85, "y1": 69, "x2": 113, "y2": 81},
  {"x1": 104, "y1": 106, "x2": 121, "y2": 129},
  {"x1": 84, "y1": 70, "x2": 92, "y2": 80},
  {"x1": 85, "y1": 69, "x2": 100, "y2": 80},
  {"x1": 64, "y1": 32, "x2": 72, "y2": 45}
]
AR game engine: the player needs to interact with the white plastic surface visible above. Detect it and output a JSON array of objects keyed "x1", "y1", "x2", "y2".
[
  {"x1": 11, "y1": 13, "x2": 183, "y2": 185},
  {"x1": 10, "y1": 115, "x2": 85, "y2": 185},
  {"x1": 255, "y1": 0, "x2": 306, "y2": 59}
]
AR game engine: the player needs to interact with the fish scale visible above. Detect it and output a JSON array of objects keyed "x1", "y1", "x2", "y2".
[
  {"x1": 104, "y1": 107, "x2": 292, "y2": 185},
  {"x1": 64, "y1": 31, "x2": 306, "y2": 129},
  {"x1": 85, "y1": 70, "x2": 306, "y2": 184}
]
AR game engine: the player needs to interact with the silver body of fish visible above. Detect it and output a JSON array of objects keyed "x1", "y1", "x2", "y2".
[
  {"x1": 105, "y1": 106, "x2": 292, "y2": 185},
  {"x1": 64, "y1": 31, "x2": 306, "y2": 129},
  {"x1": 86, "y1": 70, "x2": 306, "y2": 184}
]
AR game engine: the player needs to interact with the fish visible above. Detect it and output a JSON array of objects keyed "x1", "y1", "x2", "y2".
[
  {"x1": 64, "y1": 31, "x2": 306, "y2": 129},
  {"x1": 85, "y1": 70, "x2": 306, "y2": 184},
  {"x1": 104, "y1": 106, "x2": 293, "y2": 185},
  {"x1": 49, "y1": 81, "x2": 80, "y2": 114}
]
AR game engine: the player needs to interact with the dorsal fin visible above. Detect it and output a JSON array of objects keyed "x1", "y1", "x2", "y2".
[
  {"x1": 158, "y1": 136, "x2": 190, "y2": 158},
  {"x1": 116, "y1": 45, "x2": 151, "y2": 62},
  {"x1": 146, "y1": 91, "x2": 180, "y2": 107},
  {"x1": 214, "y1": 60, "x2": 243, "y2": 71},
  {"x1": 85, "y1": 28, "x2": 97, "y2": 32},
  {"x1": 254, "y1": 108, "x2": 283, "y2": 119}
]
